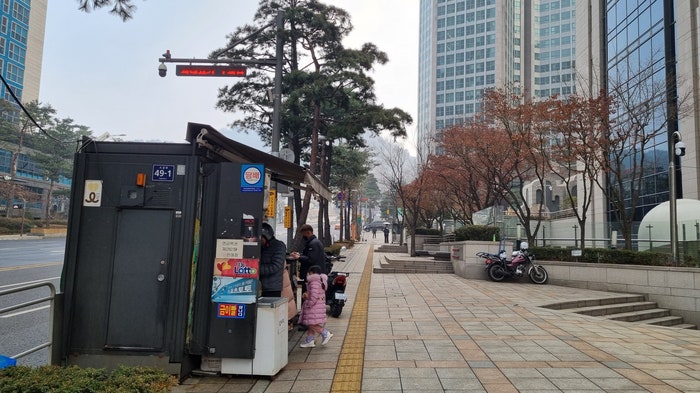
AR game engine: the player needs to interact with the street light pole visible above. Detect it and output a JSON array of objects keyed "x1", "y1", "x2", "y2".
[
  {"x1": 669, "y1": 131, "x2": 685, "y2": 265},
  {"x1": 158, "y1": 11, "x2": 286, "y2": 233}
]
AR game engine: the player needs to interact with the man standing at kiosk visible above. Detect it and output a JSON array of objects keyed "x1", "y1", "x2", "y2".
[
  {"x1": 259, "y1": 222, "x2": 286, "y2": 298},
  {"x1": 290, "y1": 224, "x2": 325, "y2": 293}
]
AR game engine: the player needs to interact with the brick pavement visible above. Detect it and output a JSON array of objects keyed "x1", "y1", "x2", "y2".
[{"x1": 174, "y1": 241, "x2": 700, "y2": 392}]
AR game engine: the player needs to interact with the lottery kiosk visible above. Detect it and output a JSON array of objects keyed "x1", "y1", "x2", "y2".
[{"x1": 58, "y1": 123, "x2": 329, "y2": 377}]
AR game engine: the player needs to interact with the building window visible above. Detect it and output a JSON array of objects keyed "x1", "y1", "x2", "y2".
[
  {"x1": 8, "y1": 42, "x2": 25, "y2": 64},
  {"x1": 12, "y1": 2, "x2": 30, "y2": 25},
  {"x1": 10, "y1": 22, "x2": 27, "y2": 44},
  {"x1": 6, "y1": 63, "x2": 23, "y2": 84}
]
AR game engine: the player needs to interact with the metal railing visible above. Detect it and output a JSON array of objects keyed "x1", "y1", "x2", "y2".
[{"x1": 0, "y1": 282, "x2": 56, "y2": 362}]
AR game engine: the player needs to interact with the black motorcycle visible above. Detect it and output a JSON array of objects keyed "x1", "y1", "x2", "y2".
[
  {"x1": 324, "y1": 252, "x2": 349, "y2": 317},
  {"x1": 476, "y1": 242, "x2": 548, "y2": 284}
]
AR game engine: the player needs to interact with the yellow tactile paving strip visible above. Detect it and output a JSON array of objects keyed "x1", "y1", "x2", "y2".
[{"x1": 329, "y1": 247, "x2": 372, "y2": 392}]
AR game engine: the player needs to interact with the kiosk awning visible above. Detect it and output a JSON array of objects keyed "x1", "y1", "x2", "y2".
[{"x1": 186, "y1": 122, "x2": 332, "y2": 201}]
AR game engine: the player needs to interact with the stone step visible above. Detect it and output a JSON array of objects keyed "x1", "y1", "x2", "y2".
[
  {"x1": 374, "y1": 257, "x2": 454, "y2": 274},
  {"x1": 668, "y1": 323, "x2": 697, "y2": 329},
  {"x1": 605, "y1": 308, "x2": 670, "y2": 322},
  {"x1": 569, "y1": 301, "x2": 658, "y2": 317},
  {"x1": 381, "y1": 261, "x2": 453, "y2": 268},
  {"x1": 380, "y1": 263, "x2": 453, "y2": 270},
  {"x1": 375, "y1": 245, "x2": 408, "y2": 253},
  {"x1": 542, "y1": 295, "x2": 647, "y2": 310},
  {"x1": 540, "y1": 294, "x2": 694, "y2": 329},
  {"x1": 373, "y1": 267, "x2": 454, "y2": 274},
  {"x1": 639, "y1": 315, "x2": 688, "y2": 327}
]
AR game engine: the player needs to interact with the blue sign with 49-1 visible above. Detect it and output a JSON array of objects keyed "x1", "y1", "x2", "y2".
[{"x1": 152, "y1": 164, "x2": 175, "y2": 182}]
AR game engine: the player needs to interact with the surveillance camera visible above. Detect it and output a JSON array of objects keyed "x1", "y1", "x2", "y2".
[
  {"x1": 675, "y1": 141, "x2": 686, "y2": 157},
  {"x1": 158, "y1": 63, "x2": 167, "y2": 77}
]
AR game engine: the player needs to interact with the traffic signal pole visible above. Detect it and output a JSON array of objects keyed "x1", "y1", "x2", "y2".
[{"x1": 157, "y1": 11, "x2": 286, "y2": 234}]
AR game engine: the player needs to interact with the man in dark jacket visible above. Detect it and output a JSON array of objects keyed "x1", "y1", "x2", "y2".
[
  {"x1": 259, "y1": 222, "x2": 286, "y2": 298},
  {"x1": 290, "y1": 224, "x2": 326, "y2": 292}
]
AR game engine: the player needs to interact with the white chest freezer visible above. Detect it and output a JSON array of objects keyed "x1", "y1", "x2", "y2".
[{"x1": 221, "y1": 297, "x2": 288, "y2": 376}]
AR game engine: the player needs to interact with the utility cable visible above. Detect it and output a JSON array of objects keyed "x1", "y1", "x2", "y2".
[{"x1": 0, "y1": 72, "x2": 72, "y2": 144}]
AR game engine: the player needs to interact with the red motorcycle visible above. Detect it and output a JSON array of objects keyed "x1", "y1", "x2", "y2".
[{"x1": 477, "y1": 242, "x2": 548, "y2": 284}]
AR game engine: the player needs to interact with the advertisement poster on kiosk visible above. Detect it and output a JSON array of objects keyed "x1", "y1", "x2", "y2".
[{"x1": 212, "y1": 239, "x2": 259, "y2": 305}]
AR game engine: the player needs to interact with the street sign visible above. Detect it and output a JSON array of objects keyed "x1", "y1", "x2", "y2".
[
  {"x1": 283, "y1": 206, "x2": 292, "y2": 228},
  {"x1": 266, "y1": 189, "x2": 276, "y2": 218},
  {"x1": 152, "y1": 164, "x2": 175, "y2": 182},
  {"x1": 175, "y1": 65, "x2": 247, "y2": 77}
]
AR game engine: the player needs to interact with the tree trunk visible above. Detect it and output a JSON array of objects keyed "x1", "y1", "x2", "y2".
[{"x1": 44, "y1": 180, "x2": 55, "y2": 226}]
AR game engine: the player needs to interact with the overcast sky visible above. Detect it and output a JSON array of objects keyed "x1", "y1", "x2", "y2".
[{"x1": 39, "y1": 1, "x2": 419, "y2": 152}]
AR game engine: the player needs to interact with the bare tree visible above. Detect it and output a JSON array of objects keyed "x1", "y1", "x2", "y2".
[
  {"x1": 375, "y1": 138, "x2": 427, "y2": 254},
  {"x1": 534, "y1": 94, "x2": 611, "y2": 248}
]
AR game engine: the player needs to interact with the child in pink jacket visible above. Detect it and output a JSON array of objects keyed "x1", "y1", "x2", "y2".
[{"x1": 299, "y1": 265, "x2": 333, "y2": 347}]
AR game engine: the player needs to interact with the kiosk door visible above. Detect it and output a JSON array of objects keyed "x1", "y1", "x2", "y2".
[{"x1": 105, "y1": 209, "x2": 173, "y2": 350}]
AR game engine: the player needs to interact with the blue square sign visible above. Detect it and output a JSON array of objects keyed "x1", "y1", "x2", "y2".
[
  {"x1": 240, "y1": 164, "x2": 264, "y2": 192},
  {"x1": 152, "y1": 164, "x2": 175, "y2": 182}
]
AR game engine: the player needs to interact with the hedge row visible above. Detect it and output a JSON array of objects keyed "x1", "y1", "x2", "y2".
[
  {"x1": 454, "y1": 225, "x2": 500, "y2": 242},
  {"x1": 0, "y1": 365, "x2": 178, "y2": 393},
  {"x1": 0, "y1": 217, "x2": 35, "y2": 235},
  {"x1": 529, "y1": 246, "x2": 686, "y2": 266}
]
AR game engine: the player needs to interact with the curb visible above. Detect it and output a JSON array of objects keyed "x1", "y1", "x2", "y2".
[{"x1": 0, "y1": 233, "x2": 66, "y2": 240}]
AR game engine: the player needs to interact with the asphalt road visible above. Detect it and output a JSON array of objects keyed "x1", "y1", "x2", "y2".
[{"x1": 0, "y1": 236, "x2": 65, "y2": 367}]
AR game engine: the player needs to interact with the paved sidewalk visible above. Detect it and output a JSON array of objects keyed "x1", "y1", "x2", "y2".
[{"x1": 175, "y1": 241, "x2": 700, "y2": 392}]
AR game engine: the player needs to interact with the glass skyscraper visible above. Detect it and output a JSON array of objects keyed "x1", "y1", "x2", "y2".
[
  {"x1": 605, "y1": 0, "x2": 670, "y2": 221},
  {"x1": 418, "y1": 0, "x2": 700, "y2": 248},
  {"x1": 417, "y1": 0, "x2": 577, "y2": 156},
  {"x1": 0, "y1": 0, "x2": 49, "y2": 218}
]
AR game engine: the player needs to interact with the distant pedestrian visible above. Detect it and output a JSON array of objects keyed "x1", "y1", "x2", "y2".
[
  {"x1": 383, "y1": 225, "x2": 390, "y2": 243},
  {"x1": 372, "y1": 228, "x2": 377, "y2": 238},
  {"x1": 299, "y1": 265, "x2": 333, "y2": 348}
]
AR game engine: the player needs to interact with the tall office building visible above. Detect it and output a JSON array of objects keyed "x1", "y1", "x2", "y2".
[
  {"x1": 417, "y1": 0, "x2": 577, "y2": 156},
  {"x1": 0, "y1": 0, "x2": 47, "y2": 104},
  {"x1": 0, "y1": 0, "x2": 50, "y2": 219},
  {"x1": 598, "y1": 1, "x2": 699, "y2": 242}
]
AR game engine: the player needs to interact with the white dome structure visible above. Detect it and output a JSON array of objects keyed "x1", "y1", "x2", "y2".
[{"x1": 637, "y1": 199, "x2": 700, "y2": 251}]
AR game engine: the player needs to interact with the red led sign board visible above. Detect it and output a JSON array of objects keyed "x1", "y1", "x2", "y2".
[{"x1": 175, "y1": 65, "x2": 247, "y2": 77}]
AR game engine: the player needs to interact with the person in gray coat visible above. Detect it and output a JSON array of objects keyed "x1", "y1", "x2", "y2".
[{"x1": 259, "y1": 222, "x2": 286, "y2": 298}]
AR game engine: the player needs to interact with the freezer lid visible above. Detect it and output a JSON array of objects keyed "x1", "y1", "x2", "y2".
[{"x1": 257, "y1": 297, "x2": 289, "y2": 307}]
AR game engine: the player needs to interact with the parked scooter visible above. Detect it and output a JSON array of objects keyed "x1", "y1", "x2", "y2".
[
  {"x1": 476, "y1": 242, "x2": 548, "y2": 284},
  {"x1": 324, "y1": 251, "x2": 349, "y2": 317}
]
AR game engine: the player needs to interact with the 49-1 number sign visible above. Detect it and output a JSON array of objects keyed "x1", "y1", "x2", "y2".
[{"x1": 152, "y1": 164, "x2": 175, "y2": 182}]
